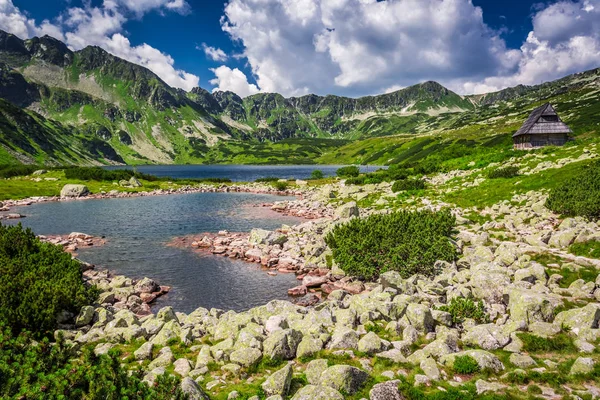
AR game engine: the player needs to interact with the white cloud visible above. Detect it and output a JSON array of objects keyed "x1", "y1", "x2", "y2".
[
  {"x1": 0, "y1": 0, "x2": 64, "y2": 40},
  {"x1": 0, "y1": 0, "x2": 198, "y2": 91},
  {"x1": 209, "y1": 66, "x2": 259, "y2": 97},
  {"x1": 457, "y1": 0, "x2": 600, "y2": 94},
  {"x1": 221, "y1": 0, "x2": 519, "y2": 97},
  {"x1": 200, "y1": 43, "x2": 228, "y2": 62}
]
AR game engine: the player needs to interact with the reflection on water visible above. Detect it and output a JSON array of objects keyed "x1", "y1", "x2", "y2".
[{"x1": 8, "y1": 192, "x2": 304, "y2": 313}]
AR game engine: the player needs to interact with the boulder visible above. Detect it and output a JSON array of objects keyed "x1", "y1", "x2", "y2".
[
  {"x1": 306, "y1": 359, "x2": 329, "y2": 385},
  {"x1": 405, "y1": 304, "x2": 434, "y2": 333},
  {"x1": 60, "y1": 184, "x2": 89, "y2": 198},
  {"x1": 129, "y1": 176, "x2": 142, "y2": 187},
  {"x1": 440, "y1": 350, "x2": 504, "y2": 373},
  {"x1": 320, "y1": 365, "x2": 369, "y2": 395},
  {"x1": 296, "y1": 336, "x2": 324, "y2": 358},
  {"x1": 509, "y1": 353, "x2": 536, "y2": 368},
  {"x1": 135, "y1": 277, "x2": 159, "y2": 294},
  {"x1": 462, "y1": 324, "x2": 511, "y2": 350},
  {"x1": 369, "y1": 380, "x2": 403, "y2": 400},
  {"x1": 230, "y1": 347, "x2": 262, "y2": 367},
  {"x1": 134, "y1": 341, "x2": 153, "y2": 361},
  {"x1": 570, "y1": 357, "x2": 595, "y2": 375},
  {"x1": 505, "y1": 288, "x2": 562, "y2": 324},
  {"x1": 174, "y1": 358, "x2": 192, "y2": 376},
  {"x1": 262, "y1": 364, "x2": 293, "y2": 397},
  {"x1": 335, "y1": 202, "x2": 359, "y2": 219},
  {"x1": 180, "y1": 377, "x2": 210, "y2": 400},
  {"x1": 75, "y1": 306, "x2": 95, "y2": 327},
  {"x1": 554, "y1": 304, "x2": 600, "y2": 333},
  {"x1": 263, "y1": 329, "x2": 303, "y2": 360},
  {"x1": 358, "y1": 331, "x2": 383, "y2": 355},
  {"x1": 327, "y1": 327, "x2": 359, "y2": 350},
  {"x1": 290, "y1": 385, "x2": 344, "y2": 400}
]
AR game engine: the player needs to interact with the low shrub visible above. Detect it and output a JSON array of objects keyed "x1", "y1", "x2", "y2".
[
  {"x1": 0, "y1": 325, "x2": 184, "y2": 399},
  {"x1": 487, "y1": 166, "x2": 519, "y2": 179},
  {"x1": 255, "y1": 176, "x2": 279, "y2": 183},
  {"x1": 336, "y1": 166, "x2": 360, "y2": 178},
  {"x1": 310, "y1": 169, "x2": 324, "y2": 180},
  {"x1": 546, "y1": 160, "x2": 600, "y2": 220},
  {"x1": 0, "y1": 223, "x2": 97, "y2": 336},
  {"x1": 0, "y1": 164, "x2": 39, "y2": 178},
  {"x1": 325, "y1": 209, "x2": 456, "y2": 280},
  {"x1": 345, "y1": 175, "x2": 366, "y2": 185},
  {"x1": 568, "y1": 240, "x2": 600, "y2": 259},
  {"x1": 438, "y1": 297, "x2": 487, "y2": 324},
  {"x1": 195, "y1": 177, "x2": 232, "y2": 183},
  {"x1": 63, "y1": 167, "x2": 157, "y2": 182},
  {"x1": 392, "y1": 178, "x2": 426, "y2": 192},
  {"x1": 453, "y1": 355, "x2": 480, "y2": 374},
  {"x1": 273, "y1": 181, "x2": 288, "y2": 191}
]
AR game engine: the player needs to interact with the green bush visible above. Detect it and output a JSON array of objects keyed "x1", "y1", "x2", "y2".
[
  {"x1": 325, "y1": 210, "x2": 456, "y2": 280},
  {"x1": 487, "y1": 166, "x2": 520, "y2": 179},
  {"x1": 273, "y1": 181, "x2": 288, "y2": 191},
  {"x1": 517, "y1": 332, "x2": 576, "y2": 353},
  {"x1": 310, "y1": 169, "x2": 324, "y2": 180},
  {"x1": 63, "y1": 167, "x2": 157, "y2": 182},
  {"x1": 345, "y1": 175, "x2": 366, "y2": 185},
  {"x1": 453, "y1": 355, "x2": 480, "y2": 374},
  {"x1": 0, "y1": 223, "x2": 97, "y2": 336},
  {"x1": 392, "y1": 178, "x2": 426, "y2": 192},
  {"x1": 568, "y1": 240, "x2": 600, "y2": 258},
  {"x1": 438, "y1": 297, "x2": 487, "y2": 324},
  {"x1": 255, "y1": 176, "x2": 279, "y2": 183},
  {"x1": 546, "y1": 161, "x2": 600, "y2": 220},
  {"x1": 0, "y1": 325, "x2": 185, "y2": 399},
  {"x1": 0, "y1": 164, "x2": 39, "y2": 178},
  {"x1": 336, "y1": 166, "x2": 360, "y2": 178}
]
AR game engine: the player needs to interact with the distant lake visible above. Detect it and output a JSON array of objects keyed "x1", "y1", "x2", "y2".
[
  {"x1": 7, "y1": 192, "x2": 306, "y2": 313},
  {"x1": 105, "y1": 164, "x2": 382, "y2": 181}
]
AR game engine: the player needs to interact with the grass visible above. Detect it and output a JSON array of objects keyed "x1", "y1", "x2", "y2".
[
  {"x1": 517, "y1": 332, "x2": 577, "y2": 353},
  {"x1": 569, "y1": 240, "x2": 600, "y2": 259}
]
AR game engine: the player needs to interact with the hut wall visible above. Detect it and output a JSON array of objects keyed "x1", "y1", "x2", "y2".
[{"x1": 513, "y1": 133, "x2": 568, "y2": 149}]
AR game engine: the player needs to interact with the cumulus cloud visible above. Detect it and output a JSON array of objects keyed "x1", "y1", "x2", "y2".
[
  {"x1": 221, "y1": 0, "x2": 520, "y2": 97},
  {"x1": 0, "y1": 0, "x2": 64, "y2": 41},
  {"x1": 209, "y1": 65, "x2": 259, "y2": 97},
  {"x1": 221, "y1": 0, "x2": 600, "y2": 97},
  {"x1": 0, "y1": 0, "x2": 198, "y2": 91},
  {"x1": 200, "y1": 43, "x2": 228, "y2": 62},
  {"x1": 458, "y1": 0, "x2": 600, "y2": 94}
]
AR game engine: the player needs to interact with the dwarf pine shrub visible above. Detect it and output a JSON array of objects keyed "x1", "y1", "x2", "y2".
[
  {"x1": 453, "y1": 355, "x2": 480, "y2": 374},
  {"x1": 392, "y1": 178, "x2": 426, "y2": 192},
  {"x1": 546, "y1": 161, "x2": 600, "y2": 220},
  {"x1": 487, "y1": 166, "x2": 520, "y2": 179},
  {"x1": 336, "y1": 166, "x2": 360, "y2": 178},
  {"x1": 0, "y1": 223, "x2": 97, "y2": 336},
  {"x1": 325, "y1": 209, "x2": 456, "y2": 280},
  {"x1": 438, "y1": 297, "x2": 487, "y2": 324}
]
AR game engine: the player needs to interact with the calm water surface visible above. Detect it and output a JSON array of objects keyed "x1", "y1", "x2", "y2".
[
  {"x1": 8, "y1": 192, "x2": 305, "y2": 313},
  {"x1": 105, "y1": 164, "x2": 380, "y2": 181}
]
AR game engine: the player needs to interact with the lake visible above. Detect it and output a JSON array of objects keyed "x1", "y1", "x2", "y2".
[
  {"x1": 105, "y1": 164, "x2": 381, "y2": 181},
  {"x1": 7, "y1": 192, "x2": 306, "y2": 313}
]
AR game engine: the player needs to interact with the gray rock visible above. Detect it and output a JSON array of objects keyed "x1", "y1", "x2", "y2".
[
  {"x1": 369, "y1": 380, "x2": 403, "y2": 400},
  {"x1": 93, "y1": 342, "x2": 114, "y2": 356},
  {"x1": 296, "y1": 336, "x2": 323, "y2": 358},
  {"x1": 336, "y1": 202, "x2": 359, "y2": 219},
  {"x1": 263, "y1": 329, "x2": 303, "y2": 360},
  {"x1": 320, "y1": 365, "x2": 369, "y2": 395},
  {"x1": 290, "y1": 385, "x2": 344, "y2": 400},
  {"x1": 60, "y1": 184, "x2": 89, "y2": 198},
  {"x1": 440, "y1": 350, "x2": 504, "y2": 373},
  {"x1": 156, "y1": 306, "x2": 179, "y2": 323},
  {"x1": 420, "y1": 357, "x2": 441, "y2": 380},
  {"x1": 76, "y1": 306, "x2": 95, "y2": 327},
  {"x1": 475, "y1": 380, "x2": 506, "y2": 395},
  {"x1": 405, "y1": 304, "x2": 434, "y2": 333},
  {"x1": 358, "y1": 332, "x2": 383, "y2": 355},
  {"x1": 135, "y1": 277, "x2": 159, "y2": 294},
  {"x1": 570, "y1": 357, "x2": 595, "y2": 375},
  {"x1": 554, "y1": 304, "x2": 600, "y2": 332},
  {"x1": 174, "y1": 358, "x2": 192, "y2": 376},
  {"x1": 148, "y1": 347, "x2": 174, "y2": 370},
  {"x1": 306, "y1": 359, "x2": 329, "y2": 385},
  {"x1": 262, "y1": 364, "x2": 293, "y2": 397},
  {"x1": 180, "y1": 377, "x2": 210, "y2": 400},
  {"x1": 509, "y1": 353, "x2": 536, "y2": 368},
  {"x1": 134, "y1": 341, "x2": 153, "y2": 361},
  {"x1": 230, "y1": 347, "x2": 262, "y2": 367},
  {"x1": 328, "y1": 327, "x2": 359, "y2": 350}
]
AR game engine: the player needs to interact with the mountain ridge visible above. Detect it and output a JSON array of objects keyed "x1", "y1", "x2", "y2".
[{"x1": 0, "y1": 29, "x2": 598, "y2": 165}]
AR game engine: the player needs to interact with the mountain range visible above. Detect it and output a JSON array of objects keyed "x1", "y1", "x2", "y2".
[{"x1": 0, "y1": 29, "x2": 598, "y2": 165}]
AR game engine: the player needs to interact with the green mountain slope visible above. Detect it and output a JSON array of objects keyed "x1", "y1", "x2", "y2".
[{"x1": 0, "y1": 29, "x2": 598, "y2": 165}]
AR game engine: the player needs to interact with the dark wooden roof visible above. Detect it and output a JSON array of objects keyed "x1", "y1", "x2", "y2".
[{"x1": 513, "y1": 103, "x2": 572, "y2": 137}]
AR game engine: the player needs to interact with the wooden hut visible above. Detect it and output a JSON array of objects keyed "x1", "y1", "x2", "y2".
[{"x1": 513, "y1": 103, "x2": 572, "y2": 150}]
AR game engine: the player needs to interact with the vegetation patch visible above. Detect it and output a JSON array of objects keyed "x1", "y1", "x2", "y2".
[
  {"x1": 546, "y1": 160, "x2": 600, "y2": 220},
  {"x1": 337, "y1": 166, "x2": 360, "y2": 178},
  {"x1": 0, "y1": 223, "x2": 97, "y2": 336},
  {"x1": 568, "y1": 240, "x2": 600, "y2": 259},
  {"x1": 453, "y1": 355, "x2": 481, "y2": 375},
  {"x1": 325, "y1": 209, "x2": 456, "y2": 280},
  {"x1": 487, "y1": 166, "x2": 520, "y2": 179},
  {"x1": 392, "y1": 178, "x2": 426, "y2": 192},
  {"x1": 517, "y1": 332, "x2": 576, "y2": 353},
  {"x1": 438, "y1": 297, "x2": 487, "y2": 325}
]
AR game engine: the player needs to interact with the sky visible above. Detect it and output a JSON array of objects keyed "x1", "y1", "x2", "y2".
[{"x1": 1, "y1": 0, "x2": 599, "y2": 98}]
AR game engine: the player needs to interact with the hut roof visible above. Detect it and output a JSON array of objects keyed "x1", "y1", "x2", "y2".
[{"x1": 513, "y1": 103, "x2": 572, "y2": 137}]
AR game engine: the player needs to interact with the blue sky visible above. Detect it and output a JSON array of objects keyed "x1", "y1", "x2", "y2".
[{"x1": 2, "y1": 0, "x2": 600, "y2": 97}]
